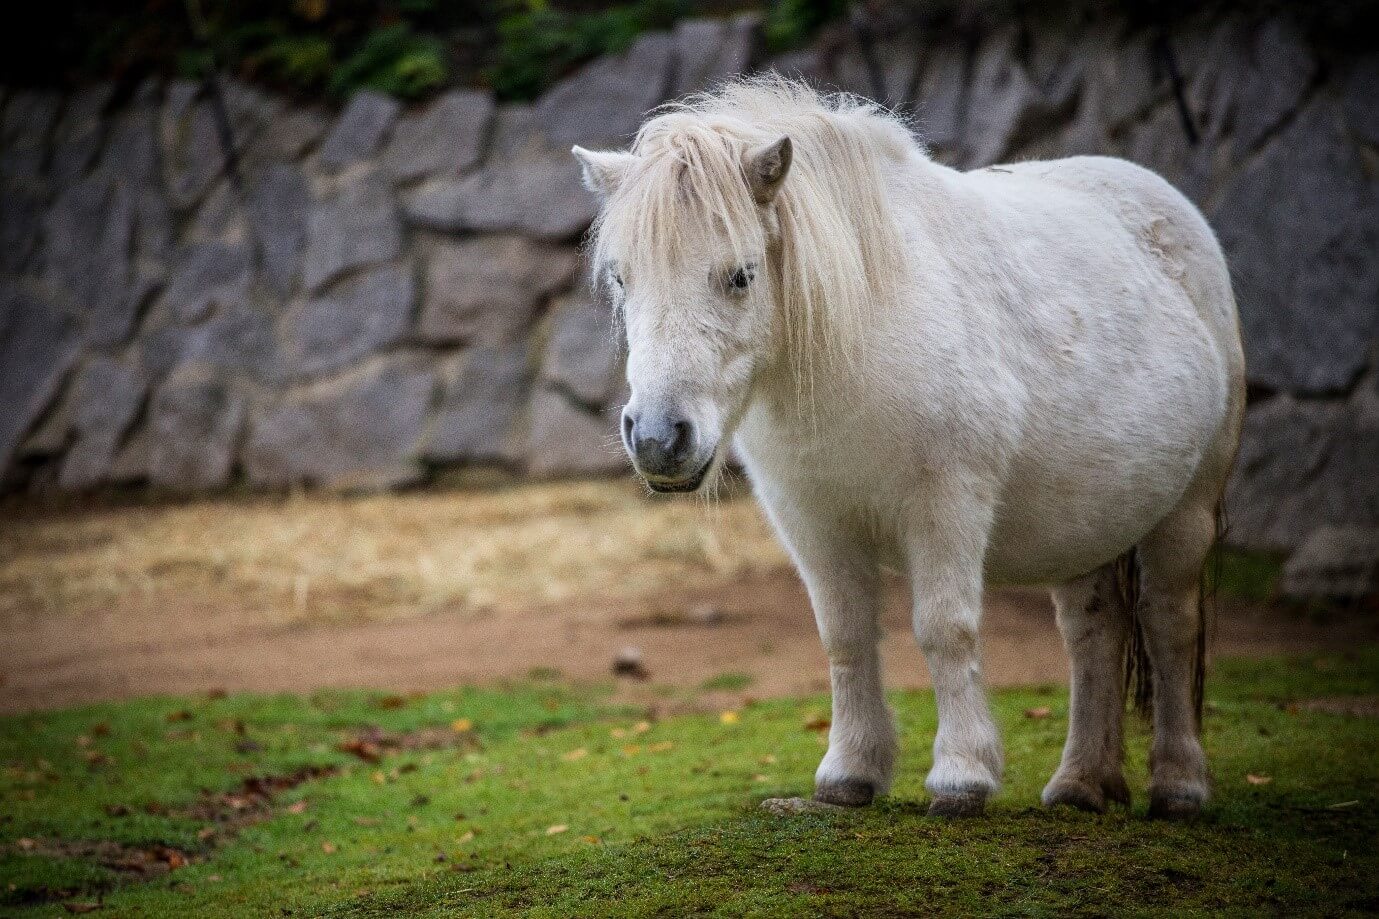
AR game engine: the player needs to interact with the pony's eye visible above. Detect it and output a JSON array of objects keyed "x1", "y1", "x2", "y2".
[
  {"x1": 612, "y1": 273, "x2": 624, "y2": 289},
  {"x1": 727, "y1": 267, "x2": 753, "y2": 291}
]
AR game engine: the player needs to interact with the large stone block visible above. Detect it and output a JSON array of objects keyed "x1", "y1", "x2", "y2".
[
  {"x1": 162, "y1": 240, "x2": 254, "y2": 324},
  {"x1": 50, "y1": 83, "x2": 114, "y2": 186},
  {"x1": 418, "y1": 235, "x2": 577, "y2": 344},
  {"x1": 1213, "y1": 99, "x2": 1379, "y2": 394},
  {"x1": 318, "y1": 90, "x2": 400, "y2": 169},
  {"x1": 146, "y1": 369, "x2": 245, "y2": 489},
  {"x1": 0, "y1": 180, "x2": 46, "y2": 274},
  {"x1": 59, "y1": 357, "x2": 147, "y2": 489},
  {"x1": 42, "y1": 177, "x2": 154, "y2": 347},
  {"x1": 303, "y1": 168, "x2": 402, "y2": 292},
  {"x1": 962, "y1": 27, "x2": 1077, "y2": 167},
  {"x1": 541, "y1": 291, "x2": 622, "y2": 407},
  {"x1": 281, "y1": 263, "x2": 414, "y2": 378},
  {"x1": 526, "y1": 386, "x2": 626, "y2": 478},
  {"x1": 244, "y1": 356, "x2": 435, "y2": 489},
  {"x1": 672, "y1": 15, "x2": 758, "y2": 96},
  {"x1": 535, "y1": 32, "x2": 674, "y2": 149},
  {"x1": 99, "y1": 103, "x2": 161, "y2": 188},
  {"x1": 141, "y1": 299, "x2": 278, "y2": 383},
  {"x1": 1342, "y1": 53, "x2": 1379, "y2": 147},
  {"x1": 405, "y1": 104, "x2": 597, "y2": 240},
  {"x1": 1226, "y1": 387, "x2": 1379, "y2": 552},
  {"x1": 424, "y1": 342, "x2": 531, "y2": 465},
  {"x1": 1281, "y1": 525, "x2": 1379, "y2": 602},
  {"x1": 383, "y1": 90, "x2": 494, "y2": 182},
  {"x1": 247, "y1": 162, "x2": 310, "y2": 295},
  {"x1": 1189, "y1": 18, "x2": 1316, "y2": 157},
  {"x1": 161, "y1": 82, "x2": 230, "y2": 210},
  {"x1": 0, "y1": 284, "x2": 81, "y2": 476},
  {"x1": 0, "y1": 89, "x2": 62, "y2": 180}
]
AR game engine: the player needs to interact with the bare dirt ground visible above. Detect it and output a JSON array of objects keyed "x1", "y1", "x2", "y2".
[{"x1": 2, "y1": 481, "x2": 1374, "y2": 715}]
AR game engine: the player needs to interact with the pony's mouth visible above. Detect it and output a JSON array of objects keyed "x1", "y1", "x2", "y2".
[{"x1": 642, "y1": 455, "x2": 714, "y2": 494}]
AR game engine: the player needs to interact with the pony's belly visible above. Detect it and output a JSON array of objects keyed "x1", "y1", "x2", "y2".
[{"x1": 983, "y1": 446, "x2": 1204, "y2": 585}]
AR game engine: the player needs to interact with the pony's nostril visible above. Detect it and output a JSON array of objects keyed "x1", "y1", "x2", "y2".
[
  {"x1": 621, "y1": 411, "x2": 635, "y2": 445},
  {"x1": 669, "y1": 420, "x2": 692, "y2": 459}
]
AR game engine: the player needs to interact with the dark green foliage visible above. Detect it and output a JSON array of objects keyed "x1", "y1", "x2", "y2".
[
  {"x1": 486, "y1": 0, "x2": 689, "y2": 101},
  {"x1": 763, "y1": 0, "x2": 848, "y2": 52}
]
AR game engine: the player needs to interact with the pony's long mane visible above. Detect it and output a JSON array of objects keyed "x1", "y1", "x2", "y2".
[{"x1": 589, "y1": 76, "x2": 917, "y2": 382}]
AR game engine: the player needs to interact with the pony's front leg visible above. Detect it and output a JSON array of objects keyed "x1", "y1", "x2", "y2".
[
  {"x1": 905, "y1": 497, "x2": 1003, "y2": 817},
  {"x1": 767, "y1": 499, "x2": 894, "y2": 806}
]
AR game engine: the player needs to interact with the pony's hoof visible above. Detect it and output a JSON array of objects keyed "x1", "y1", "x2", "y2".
[
  {"x1": 1041, "y1": 779, "x2": 1106, "y2": 813},
  {"x1": 1148, "y1": 789, "x2": 1204, "y2": 821},
  {"x1": 813, "y1": 778, "x2": 874, "y2": 807},
  {"x1": 1042, "y1": 773, "x2": 1130, "y2": 813},
  {"x1": 928, "y1": 791, "x2": 986, "y2": 818}
]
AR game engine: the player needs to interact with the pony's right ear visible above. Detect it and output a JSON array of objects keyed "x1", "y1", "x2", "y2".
[{"x1": 571, "y1": 146, "x2": 635, "y2": 198}]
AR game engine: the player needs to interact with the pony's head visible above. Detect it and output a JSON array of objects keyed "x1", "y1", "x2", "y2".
[{"x1": 574, "y1": 78, "x2": 910, "y2": 492}]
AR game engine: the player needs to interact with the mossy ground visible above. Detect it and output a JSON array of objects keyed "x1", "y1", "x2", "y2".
[{"x1": 2, "y1": 651, "x2": 1376, "y2": 917}]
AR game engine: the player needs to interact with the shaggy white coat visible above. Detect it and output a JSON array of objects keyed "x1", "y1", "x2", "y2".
[{"x1": 575, "y1": 78, "x2": 1245, "y2": 816}]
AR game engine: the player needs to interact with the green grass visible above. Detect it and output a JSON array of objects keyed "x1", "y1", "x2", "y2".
[{"x1": 2, "y1": 652, "x2": 1377, "y2": 917}]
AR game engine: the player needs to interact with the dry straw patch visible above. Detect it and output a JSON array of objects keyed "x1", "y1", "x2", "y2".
[{"x1": 0, "y1": 481, "x2": 788, "y2": 628}]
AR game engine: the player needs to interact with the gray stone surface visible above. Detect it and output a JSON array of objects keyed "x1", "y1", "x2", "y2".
[
  {"x1": 1342, "y1": 54, "x2": 1379, "y2": 147},
  {"x1": 0, "y1": 89, "x2": 62, "y2": 180},
  {"x1": 146, "y1": 369, "x2": 245, "y2": 489},
  {"x1": 536, "y1": 32, "x2": 674, "y2": 148},
  {"x1": 247, "y1": 162, "x2": 310, "y2": 294},
  {"x1": 1193, "y1": 18, "x2": 1316, "y2": 156},
  {"x1": 962, "y1": 28, "x2": 1072, "y2": 166},
  {"x1": 161, "y1": 84, "x2": 230, "y2": 209},
  {"x1": 1226, "y1": 391, "x2": 1379, "y2": 552},
  {"x1": 418, "y1": 235, "x2": 577, "y2": 344},
  {"x1": 542, "y1": 292, "x2": 622, "y2": 407},
  {"x1": 50, "y1": 83, "x2": 114, "y2": 186},
  {"x1": 163, "y1": 240, "x2": 253, "y2": 324},
  {"x1": 318, "y1": 90, "x2": 400, "y2": 169},
  {"x1": 1213, "y1": 100, "x2": 1379, "y2": 394},
  {"x1": 42, "y1": 177, "x2": 151, "y2": 346},
  {"x1": 281, "y1": 263, "x2": 414, "y2": 378},
  {"x1": 100, "y1": 106, "x2": 161, "y2": 187},
  {"x1": 0, "y1": 180, "x2": 46, "y2": 274},
  {"x1": 526, "y1": 386, "x2": 625, "y2": 477},
  {"x1": 424, "y1": 343, "x2": 531, "y2": 465},
  {"x1": 672, "y1": 15, "x2": 758, "y2": 96},
  {"x1": 141, "y1": 300, "x2": 278, "y2": 382},
  {"x1": 1, "y1": 18, "x2": 1377, "y2": 510},
  {"x1": 244, "y1": 357, "x2": 434, "y2": 489},
  {"x1": 404, "y1": 107, "x2": 597, "y2": 240},
  {"x1": 1281, "y1": 525, "x2": 1379, "y2": 601},
  {"x1": 383, "y1": 90, "x2": 494, "y2": 182},
  {"x1": 0, "y1": 285, "x2": 81, "y2": 474},
  {"x1": 59, "y1": 357, "x2": 147, "y2": 488},
  {"x1": 303, "y1": 168, "x2": 402, "y2": 291}
]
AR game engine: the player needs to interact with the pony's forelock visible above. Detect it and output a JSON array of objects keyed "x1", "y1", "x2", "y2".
[{"x1": 588, "y1": 75, "x2": 915, "y2": 385}]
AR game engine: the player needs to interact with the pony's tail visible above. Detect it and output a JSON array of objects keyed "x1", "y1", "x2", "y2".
[{"x1": 1120, "y1": 503, "x2": 1222, "y2": 726}]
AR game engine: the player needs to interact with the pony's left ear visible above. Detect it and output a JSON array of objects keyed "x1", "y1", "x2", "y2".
[
  {"x1": 572, "y1": 146, "x2": 636, "y2": 198},
  {"x1": 744, "y1": 135, "x2": 792, "y2": 204}
]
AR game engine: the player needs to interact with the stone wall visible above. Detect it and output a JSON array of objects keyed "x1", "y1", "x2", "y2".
[{"x1": 0, "y1": 10, "x2": 1375, "y2": 554}]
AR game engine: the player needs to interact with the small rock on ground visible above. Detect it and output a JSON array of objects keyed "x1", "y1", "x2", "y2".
[{"x1": 760, "y1": 797, "x2": 845, "y2": 816}]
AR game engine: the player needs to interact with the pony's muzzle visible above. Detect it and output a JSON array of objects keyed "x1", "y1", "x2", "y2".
[{"x1": 622, "y1": 409, "x2": 709, "y2": 492}]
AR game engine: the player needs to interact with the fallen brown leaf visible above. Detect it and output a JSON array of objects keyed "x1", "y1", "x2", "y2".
[
  {"x1": 321, "y1": 841, "x2": 337, "y2": 854},
  {"x1": 62, "y1": 902, "x2": 101, "y2": 914},
  {"x1": 1246, "y1": 773, "x2": 1272, "y2": 785},
  {"x1": 1024, "y1": 706, "x2": 1053, "y2": 720},
  {"x1": 545, "y1": 824, "x2": 568, "y2": 835}
]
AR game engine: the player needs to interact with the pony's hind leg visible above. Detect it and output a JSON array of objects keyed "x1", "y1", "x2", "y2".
[
  {"x1": 1043, "y1": 564, "x2": 1133, "y2": 812},
  {"x1": 1137, "y1": 497, "x2": 1216, "y2": 819}
]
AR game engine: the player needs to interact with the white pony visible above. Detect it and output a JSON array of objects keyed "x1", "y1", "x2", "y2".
[{"x1": 573, "y1": 77, "x2": 1244, "y2": 818}]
